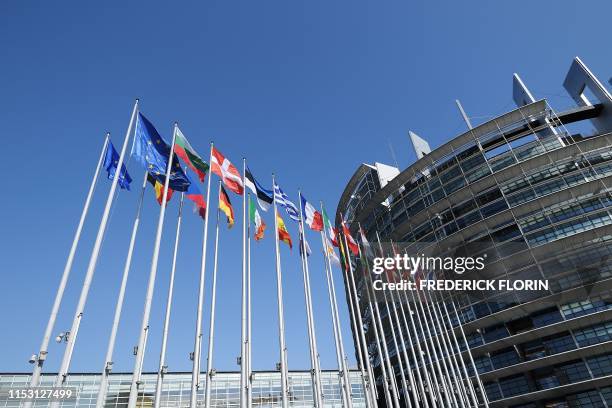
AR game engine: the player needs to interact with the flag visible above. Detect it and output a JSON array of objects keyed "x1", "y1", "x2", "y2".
[
  {"x1": 300, "y1": 194, "x2": 323, "y2": 231},
  {"x1": 211, "y1": 147, "x2": 243, "y2": 195},
  {"x1": 219, "y1": 185, "x2": 235, "y2": 228},
  {"x1": 359, "y1": 227, "x2": 374, "y2": 258},
  {"x1": 103, "y1": 140, "x2": 132, "y2": 190},
  {"x1": 322, "y1": 209, "x2": 339, "y2": 247},
  {"x1": 249, "y1": 195, "x2": 266, "y2": 241},
  {"x1": 132, "y1": 113, "x2": 190, "y2": 191},
  {"x1": 342, "y1": 222, "x2": 360, "y2": 256},
  {"x1": 185, "y1": 172, "x2": 206, "y2": 219},
  {"x1": 147, "y1": 174, "x2": 174, "y2": 205},
  {"x1": 273, "y1": 182, "x2": 300, "y2": 221},
  {"x1": 325, "y1": 236, "x2": 341, "y2": 266},
  {"x1": 245, "y1": 166, "x2": 273, "y2": 211},
  {"x1": 299, "y1": 224, "x2": 312, "y2": 257},
  {"x1": 276, "y1": 210, "x2": 292, "y2": 249},
  {"x1": 175, "y1": 127, "x2": 209, "y2": 182}
]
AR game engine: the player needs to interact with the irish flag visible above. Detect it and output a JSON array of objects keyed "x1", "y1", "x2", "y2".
[
  {"x1": 249, "y1": 195, "x2": 266, "y2": 241},
  {"x1": 276, "y1": 210, "x2": 292, "y2": 249},
  {"x1": 175, "y1": 127, "x2": 209, "y2": 182},
  {"x1": 300, "y1": 194, "x2": 323, "y2": 231}
]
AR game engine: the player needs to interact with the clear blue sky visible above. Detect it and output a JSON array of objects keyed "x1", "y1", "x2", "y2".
[{"x1": 0, "y1": 1, "x2": 610, "y2": 374}]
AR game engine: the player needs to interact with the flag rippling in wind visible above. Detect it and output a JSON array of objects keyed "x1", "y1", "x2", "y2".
[
  {"x1": 147, "y1": 174, "x2": 173, "y2": 205},
  {"x1": 325, "y1": 236, "x2": 341, "y2": 266},
  {"x1": 276, "y1": 210, "x2": 292, "y2": 249},
  {"x1": 175, "y1": 127, "x2": 209, "y2": 182},
  {"x1": 273, "y1": 182, "x2": 299, "y2": 221},
  {"x1": 211, "y1": 147, "x2": 243, "y2": 195},
  {"x1": 245, "y1": 166, "x2": 273, "y2": 211},
  {"x1": 322, "y1": 209, "x2": 339, "y2": 247},
  {"x1": 342, "y1": 222, "x2": 360, "y2": 256},
  {"x1": 185, "y1": 171, "x2": 206, "y2": 219},
  {"x1": 300, "y1": 194, "x2": 323, "y2": 231},
  {"x1": 132, "y1": 113, "x2": 190, "y2": 191},
  {"x1": 103, "y1": 140, "x2": 132, "y2": 190},
  {"x1": 249, "y1": 195, "x2": 266, "y2": 241},
  {"x1": 219, "y1": 185, "x2": 235, "y2": 228}
]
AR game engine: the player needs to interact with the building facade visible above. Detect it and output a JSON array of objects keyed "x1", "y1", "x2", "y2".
[
  {"x1": 0, "y1": 371, "x2": 366, "y2": 407},
  {"x1": 336, "y1": 57, "x2": 612, "y2": 408}
]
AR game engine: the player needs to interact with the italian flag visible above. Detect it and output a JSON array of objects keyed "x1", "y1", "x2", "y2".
[
  {"x1": 175, "y1": 127, "x2": 209, "y2": 182},
  {"x1": 322, "y1": 208, "x2": 339, "y2": 247},
  {"x1": 249, "y1": 195, "x2": 266, "y2": 241}
]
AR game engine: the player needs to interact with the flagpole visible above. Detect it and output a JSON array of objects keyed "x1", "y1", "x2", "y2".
[
  {"x1": 204, "y1": 182, "x2": 222, "y2": 408},
  {"x1": 95, "y1": 170, "x2": 149, "y2": 408},
  {"x1": 318, "y1": 211, "x2": 353, "y2": 408},
  {"x1": 358, "y1": 236, "x2": 414, "y2": 408},
  {"x1": 27, "y1": 133, "x2": 109, "y2": 398},
  {"x1": 153, "y1": 191, "x2": 185, "y2": 408},
  {"x1": 127, "y1": 120, "x2": 178, "y2": 408},
  {"x1": 271, "y1": 174, "x2": 289, "y2": 408},
  {"x1": 297, "y1": 191, "x2": 324, "y2": 408},
  {"x1": 246, "y1": 193, "x2": 253, "y2": 408},
  {"x1": 338, "y1": 219, "x2": 399, "y2": 408},
  {"x1": 190, "y1": 142, "x2": 214, "y2": 408},
  {"x1": 240, "y1": 159, "x2": 248, "y2": 408},
  {"x1": 427, "y1": 286, "x2": 473, "y2": 408},
  {"x1": 51, "y1": 100, "x2": 139, "y2": 399}
]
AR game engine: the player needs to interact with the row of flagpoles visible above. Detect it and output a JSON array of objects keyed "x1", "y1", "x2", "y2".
[
  {"x1": 27, "y1": 99, "x2": 491, "y2": 408},
  {"x1": 25, "y1": 99, "x2": 369, "y2": 408}
]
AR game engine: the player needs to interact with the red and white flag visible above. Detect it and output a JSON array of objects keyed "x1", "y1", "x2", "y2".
[
  {"x1": 342, "y1": 222, "x2": 360, "y2": 256},
  {"x1": 300, "y1": 194, "x2": 323, "y2": 231},
  {"x1": 211, "y1": 146, "x2": 244, "y2": 195}
]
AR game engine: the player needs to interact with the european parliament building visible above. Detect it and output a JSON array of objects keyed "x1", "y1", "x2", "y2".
[
  {"x1": 0, "y1": 371, "x2": 366, "y2": 407},
  {"x1": 337, "y1": 57, "x2": 612, "y2": 408}
]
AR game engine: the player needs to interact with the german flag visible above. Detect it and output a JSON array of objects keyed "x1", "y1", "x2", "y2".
[
  {"x1": 276, "y1": 210, "x2": 292, "y2": 249},
  {"x1": 219, "y1": 185, "x2": 235, "y2": 228}
]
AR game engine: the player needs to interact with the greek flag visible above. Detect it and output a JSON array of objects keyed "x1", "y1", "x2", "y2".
[{"x1": 273, "y1": 182, "x2": 300, "y2": 222}]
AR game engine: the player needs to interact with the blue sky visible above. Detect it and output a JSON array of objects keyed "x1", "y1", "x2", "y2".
[{"x1": 0, "y1": 0, "x2": 610, "y2": 375}]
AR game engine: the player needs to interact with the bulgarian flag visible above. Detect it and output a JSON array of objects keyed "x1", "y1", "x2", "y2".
[
  {"x1": 342, "y1": 222, "x2": 360, "y2": 256},
  {"x1": 249, "y1": 195, "x2": 266, "y2": 241},
  {"x1": 175, "y1": 127, "x2": 209, "y2": 182},
  {"x1": 300, "y1": 194, "x2": 323, "y2": 231},
  {"x1": 322, "y1": 208, "x2": 339, "y2": 247},
  {"x1": 211, "y1": 146, "x2": 244, "y2": 195},
  {"x1": 276, "y1": 210, "x2": 292, "y2": 249}
]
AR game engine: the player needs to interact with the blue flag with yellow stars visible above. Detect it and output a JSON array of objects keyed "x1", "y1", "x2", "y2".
[
  {"x1": 103, "y1": 140, "x2": 132, "y2": 190},
  {"x1": 131, "y1": 113, "x2": 190, "y2": 192}
]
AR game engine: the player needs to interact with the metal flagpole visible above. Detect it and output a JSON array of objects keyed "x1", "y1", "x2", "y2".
[
  {"x1": 297, "y1": 192, "x2": 324, "y2": 408},
  {"x1": 379, "y1": 235, "x2": 441, "y2": 407},
  {"x1": 127, "y1": 121, "x2": 178, "y2": 408},
  {"x1": 338, "y1": 220, "x2": 400, "y2": 408},
  {"x1": 318, "y1": 222, "x2": 353, "y2": 408},
  {"x1": 190, "y1": 143, "x2": 214, "y2": 408},
  {"x1": 153, "y1": 191, "x2": 185, "y2": 408},
  {"x1": 428, "y1": 288, "x2": 473, "y2": 408},
  {"x1": 204, "y1": 182, "x2": 223, "y2": 408},
  {"x1": 272, "y1": 174, "x2": 289, "y2": 408},
  {"x1": 95, "y1": 170, "x2": 149, "y2": 408},
  {"x1": 446, "y1": 291, "x2": 490, "y2": 408},
  {"x1": 246, "y1": 193, "x2": 253, "y2": 408},
  {"x1": 51, "y1": 100, "x2": 139, "y2": 399},
  {"x1": 240, "y1": 160, "x2": 248, "y2": 408},
  {"x1": 330, "y1": 214, "x2": 379, "y2": 408},
  {"x1": 27, "y1": 133, "x2": 109, "y2": 398}
]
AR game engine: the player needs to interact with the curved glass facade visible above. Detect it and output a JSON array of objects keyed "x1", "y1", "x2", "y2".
[{"x1": 337, "y1": 91, "x2": 612, "y2": 407}]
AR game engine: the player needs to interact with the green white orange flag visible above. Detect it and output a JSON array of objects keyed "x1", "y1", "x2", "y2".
[
  {"x1": 175, "y1": 127, "x2": 209, "y2": 182},
  {"x1": 322, "y1": 208, "x2": 339, "y2": 247},
  {"x1": 249, "y1": 195, "x2": 266, "y2": 241}
]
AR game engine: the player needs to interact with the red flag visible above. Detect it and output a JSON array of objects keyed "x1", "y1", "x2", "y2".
[
  {"x1": 342, "y1": 222, "x2": 360, "y2": 256},
  {"x1": 211, "y1": 147, "x2": 244, "y2": 195}
]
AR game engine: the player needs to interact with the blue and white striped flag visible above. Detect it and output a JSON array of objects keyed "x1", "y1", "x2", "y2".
[{"x1": 273, "y1": 182, "x2": 300, "y2": 222}]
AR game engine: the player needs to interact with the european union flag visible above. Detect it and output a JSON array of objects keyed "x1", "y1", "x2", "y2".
[
  {"x1": 103, "y1": 140, "x2": 132, "y2": 190},
  {"x1": 131, "y1": 113, "x2": 190, "y2": 192}
]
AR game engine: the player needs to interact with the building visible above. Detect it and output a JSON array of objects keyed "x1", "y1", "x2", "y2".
[
  {"x1": 336, "y1": 57, "x2": 612, "y2": 408},
  {"x1": 0, "y1": 370, "x2": 366, "y2": 407}
]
